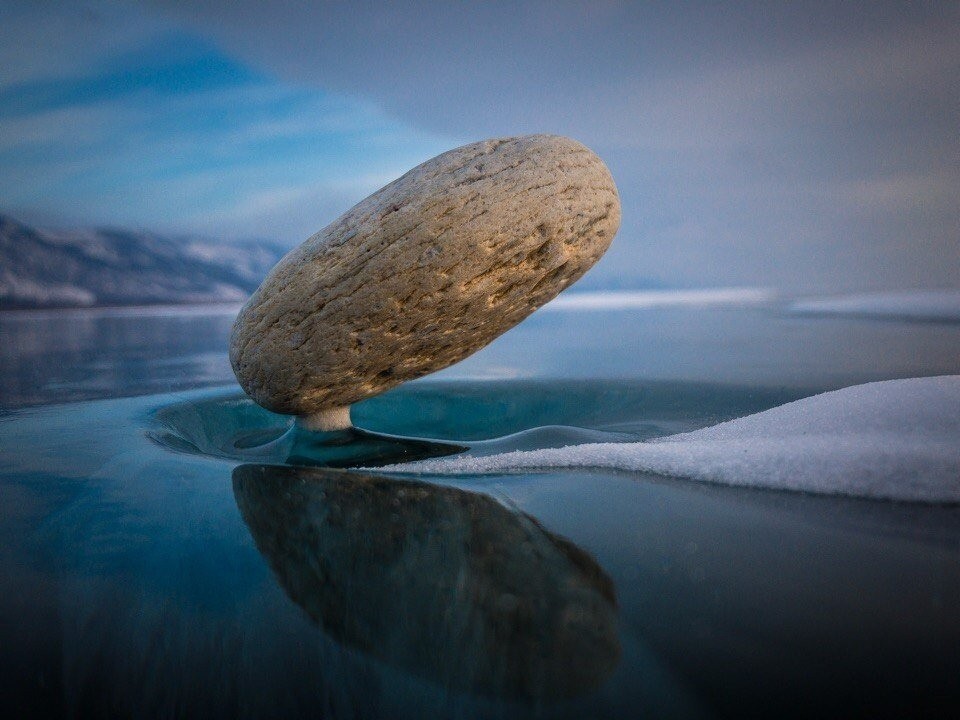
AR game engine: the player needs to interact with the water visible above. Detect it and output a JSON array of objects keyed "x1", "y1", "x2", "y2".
[{"x1": 1, "y1": 303, "x2": 960, "y2": 717}]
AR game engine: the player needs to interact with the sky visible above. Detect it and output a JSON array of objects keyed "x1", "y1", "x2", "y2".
[{"x1": 1, "y1": 0, "x2": 958, "y2": 292}]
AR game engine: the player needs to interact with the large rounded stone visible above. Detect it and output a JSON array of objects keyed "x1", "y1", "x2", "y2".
[{"x1": 230, "y1": 134, "x2": 620, "y2": 427}]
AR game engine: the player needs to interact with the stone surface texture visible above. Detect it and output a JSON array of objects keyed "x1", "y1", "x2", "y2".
[{"x1": 231, "y1": 134, "x2": 620, "y2": 417}]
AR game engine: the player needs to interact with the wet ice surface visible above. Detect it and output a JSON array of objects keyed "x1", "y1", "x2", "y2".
[
  {"x1": 3, "y1": 387, "x2": 960, "y2": 718},
  {"x1": 2, "y1": 302, "x2": 960, "y2": 717},
  {"x1": 5, "y1": 301, "x2": 960, "y2": 407}
]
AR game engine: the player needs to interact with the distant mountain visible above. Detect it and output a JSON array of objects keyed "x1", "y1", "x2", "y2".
[{"x1": 0, "y1": 215, "x2": 290, "y2": 309}]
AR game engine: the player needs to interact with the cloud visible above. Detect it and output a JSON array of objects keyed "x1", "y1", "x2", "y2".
[
  {"x1": 149, "y1": 2, "x2": 960, "y2": 142},
  {"x1": 0, "y1": 15, "x2": 454, "y2": 241},
  {"x1": 148, "y1": 1, "x2": 960, "y2": 292},
  {"x1": 3, "y1": 1, "x2": 958, "y2": 291},
  {"x1": 0, "y1": 1, "x2": 176, "y2": 85},
  {"x1": 183, "y1": 173, "x2": 406, "y2": 240}
]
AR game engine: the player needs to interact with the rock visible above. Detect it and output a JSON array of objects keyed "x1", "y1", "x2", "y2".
[{"x1": 230, "y1": 134, "x2": 620, "y2": 427}]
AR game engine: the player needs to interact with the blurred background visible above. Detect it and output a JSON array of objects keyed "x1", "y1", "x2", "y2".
[{"x1": 1, "y1": 0, "x2": 958, "y2": 309}]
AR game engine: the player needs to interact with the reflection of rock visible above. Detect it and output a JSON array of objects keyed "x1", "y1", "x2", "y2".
[{"x1": 232, "y1": 464, "x2": 620, "y2": 700}]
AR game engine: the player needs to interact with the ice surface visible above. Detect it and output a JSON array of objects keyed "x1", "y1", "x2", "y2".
[
  {"x1": 377, "y1": 376, "x2": 960, "y2": 503},
  {"x1": 544, "y1": 288, "x2": 776, "y2": 310},
  {"x1": 790, "y1": 290, "x2": 960, "y2": 323}
]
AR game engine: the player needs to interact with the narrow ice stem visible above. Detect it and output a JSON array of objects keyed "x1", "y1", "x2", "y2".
[{"x1": 298, "y1": 406, "x2": 353, "y2": 432}]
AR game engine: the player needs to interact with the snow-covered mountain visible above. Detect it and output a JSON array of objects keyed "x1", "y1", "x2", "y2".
[{"x1": 0, "y1": 215, "x2": 290, "y2": 309}]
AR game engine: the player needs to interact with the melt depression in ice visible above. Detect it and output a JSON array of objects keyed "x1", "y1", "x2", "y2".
[{"x1": 377, "y1": 376, "x2": 960, "y2": 504}]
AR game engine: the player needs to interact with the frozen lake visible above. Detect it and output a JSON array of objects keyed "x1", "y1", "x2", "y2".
[{"x1": 1, "y1": 300, "x2": 959, "y2": 717}]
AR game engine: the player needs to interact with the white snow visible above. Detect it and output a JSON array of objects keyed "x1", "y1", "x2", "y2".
[
  {"x1": 790, "y1": 290, "x2": 960, "y2": 323},
  {"x1": 0, "y1": 269, "x2": 96, "y2": 306},
  {"x1": 544, "y1": 287, "x2": 776, "y2": 311},
  {"x1": 375, "y1": 376, "x2": 960, "y2": 503}
]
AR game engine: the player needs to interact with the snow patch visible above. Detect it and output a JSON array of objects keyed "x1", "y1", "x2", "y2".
[
  {"x1": 544, "y1": 288, "x2": 776, "y2": 311},
  {"x1": 375, "y1": 376, "x2": 960, "y2": 503},
  {"x1": 790, "y1": 290, "x2": 960, "y2": 323}
]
